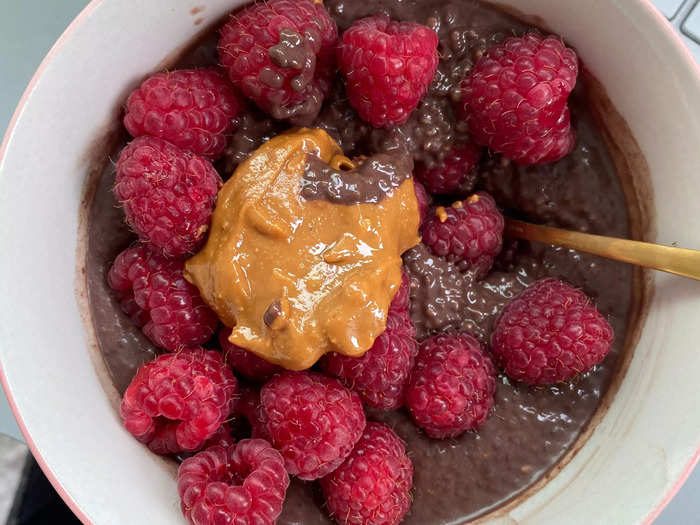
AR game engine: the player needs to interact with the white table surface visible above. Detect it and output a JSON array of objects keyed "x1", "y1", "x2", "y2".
[{"x1": 0, "y1": 1, "x2": 697, "y2": 523}]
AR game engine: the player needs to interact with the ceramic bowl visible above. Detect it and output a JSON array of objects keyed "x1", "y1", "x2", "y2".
[{"x1": 1, "y1": 0, "x2": 699, "y2": 523}]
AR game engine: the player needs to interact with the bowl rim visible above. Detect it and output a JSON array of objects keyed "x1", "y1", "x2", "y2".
[
  {"x1": 1, "y1": 0, "x2": 699, "y2": 524},
  {"x1": 0, "y1": 4, "x2": 106, "y2": 523}
]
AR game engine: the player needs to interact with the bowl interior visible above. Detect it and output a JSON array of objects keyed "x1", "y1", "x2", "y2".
[{"x1": 0, "y1": 1, "x2": 699, "y2": 524}]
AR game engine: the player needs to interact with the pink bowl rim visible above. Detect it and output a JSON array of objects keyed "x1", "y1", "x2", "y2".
[
  {"x1": 1, "y1": 0, "x2": 699, "y2": 524},
  {"x1": 636, "y1": 4, "x2": 700, "y2": 525},
  {"x1": 0, "y1": 0, "x2": 104, "y2": 520}
]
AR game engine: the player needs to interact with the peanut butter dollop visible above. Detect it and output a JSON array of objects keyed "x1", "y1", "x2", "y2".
[{"x1": 184, "y1": 128, "x2": 420, "y2": 370}]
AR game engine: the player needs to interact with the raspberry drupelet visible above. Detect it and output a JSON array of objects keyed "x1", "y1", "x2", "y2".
[
  {"x1": 107, "y1": 244, "x2": 219, "y2": 351},
  {"x1": 260, "y1": 371, "x2": 366, "y2": 480},
  {"x1": 177, "y1": 440, "x2": 289, "y2": 525},
  {"x1": 421, "y1": 192, "x2": 505, "y2": 278},
  {"x1": 218, "y1": 0, "x2": 338, "y2": 125},
  {"x1": 114, "y1": 136, "x2": 222, "y2": 258},
  {"x1": 337, "y1": 15, "x2": 439, "y2": 128},
  {"x1": 406, "y1": 333, "x2": 496, "y2": 438},
  {"x1": 491, "y1": 278, "x2": 614, "y2": 385},
  {"x1": 120, "y1": 348, "x2": 238, "y2": 454},
  {"x1": 459, "y1": 33, "x2": 579, "y2": 165},
  {"x1": 123, "y1": 68, "x2": 240, "y2": 159},
  {"x1": 320, "y1": 423, "x2": 413, "y2": 525}
]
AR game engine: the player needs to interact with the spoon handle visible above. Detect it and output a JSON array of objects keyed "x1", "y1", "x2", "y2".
[{"x1": 504, "y1": 219, "x2": 700, "y2": 281}]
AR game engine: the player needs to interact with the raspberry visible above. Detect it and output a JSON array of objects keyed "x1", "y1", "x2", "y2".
[
  {"x1": 120, "y1": 348, "x2": 238, "y2": 454},
  {"x1": 235, "y1": 385, "x2": 269, "y2": 440},
  {"x1": 405, "y1": 333, "x2": 496, "y2": 438},
  {"x1": 321, "y1": 273, "x2": 418, "y2": 410},
  {"x1": 320, "y1": 423, "x2": 413, "y2": 525},
  {"x1": 389, "y1": 270, "x2": 412, "y2": 315},
  {"x1": 338, "y1": 15, "x2": 439, "y2": 128},
  {"x1": 108, "y1": 244, "x2": 219, "y2": 351},
  {"x1": 178, "y1": 440, "x2": 289, "y2": 525},
  {"x1": 177, "y1": 424, "x2": 236, "y2": 461},
  {"x1": 413, "y1": 180, "x2": 430, "y2": 227},
  {"x1": 218, "y1": 0, "x2": 338, "y2": 125},
  {"x1": 260, "y1": 371, "x2": 366, "y2": 480},
  {"x1": 491, "y1": 278, "x2": 614, "y2": 385},
  {"x1": 118, "y1": 293, "x2": 150, "y2": 328},
  {"x1": 414, "y1": 142, "x2": 482, "y2": 195},
  {"x1": 459, "y1": 33, "x2": 579, "y2": 165},
  {"x1": 219, "y1": 327, "x2": 282, "y2": 382},
  {"x1": 123, "y1": 68, "x2": 240, "y2": 159},
  {"x1": 421, "y1": 192, "x2": 504, "y2": 278},
  {"x1": 114, "y1": 136, "x2": 222, "y2": 258},
  {"x1": 201, "y1": 424, "x2": 236, "y2": 450}
]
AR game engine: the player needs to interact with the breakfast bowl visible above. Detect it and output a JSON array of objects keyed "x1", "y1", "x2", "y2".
[{"x1": 1, "y1": 0, "x2": 700, "y2": 523}]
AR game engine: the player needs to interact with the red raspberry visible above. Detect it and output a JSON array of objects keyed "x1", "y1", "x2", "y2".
[
  {"x1": 413, "y1": 180, "x2": 430, "y2": 227},
  {"x1": 218, "y1": 0, "x2": 338, "y2": 125},
  {"x1": 107, "y1": 244, "x2": 219, "y2": 351},
  {"x1": 421, "y1": 192, "x2": 504, "y2": 278},
  {"x1": 201, "y1": 424, "x2": 236, "y2": 450},
  {"x1": 491, "y1": 278, "x2": 614, "y2": 385},
  {"x1": 176, "y1": 423, "x2": 237, "y2": 461},
  {"x1": 114, "y1": 136, "x2": 222, "y2": 258},
  {"x1": 321, "y1": 273, "x2": 418, "y2": 410},
  {"x1": 320, "y1": 423, "x2": 413, "y2": 525},
  {"x1": 219, "y1": 327, "x2": 283, "y2": 382},
  {"x1": 260, "y1": 371, "x2": 366, "y2": 480},
  {"x1": 415, "y1": 142, "x2": 482, "y2": 195},
  {"x1": 459, "y1": 33, "x2": 579, "y2": 165},
  {"x1": 235, "y1": 385, "x2": 269, "y2": 440},
  {"x1": 178, "y1": 440, "x2": 289, "y2": 525},
  {"x1": 389, "y1": 270, "x2": 411, "y2": 315},
  {"x1": 123, "y1": 69, "x2": 240, "y2": 159},
  {"x1": 118, "y1": 293, "x2": 150, "y2": 328},
  {"x1": 338, "y1": 15, "x2": 439, "y2": 128},
  {"x1": 405, "y1": 333, "x2": 496, "y2": 438},
  {"x1": 120, "y1": 348, "x2": 238, "y2": 454}
]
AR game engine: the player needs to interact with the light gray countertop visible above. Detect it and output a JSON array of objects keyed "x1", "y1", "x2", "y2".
[{"x1": 0, "y1": 1, "x2": 697, "y2": 522}]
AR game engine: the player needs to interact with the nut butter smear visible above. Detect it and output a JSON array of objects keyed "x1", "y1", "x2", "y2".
[{"x1": 185, "y1": 128, "x2": 420, "y2": 370}]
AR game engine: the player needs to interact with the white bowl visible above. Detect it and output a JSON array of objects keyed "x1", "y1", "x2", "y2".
[{"x1": 1, "y1": 0, "x2": 700, "y2": 523}]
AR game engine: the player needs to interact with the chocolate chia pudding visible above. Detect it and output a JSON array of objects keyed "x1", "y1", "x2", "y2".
[{"x1": 84, "y1": 0, "x2": 650, "y2": 523}]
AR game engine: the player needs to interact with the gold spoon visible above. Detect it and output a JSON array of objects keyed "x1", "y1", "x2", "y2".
[{"x1": 504, "y1": 218, "x2": 700, "y2": 281}]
